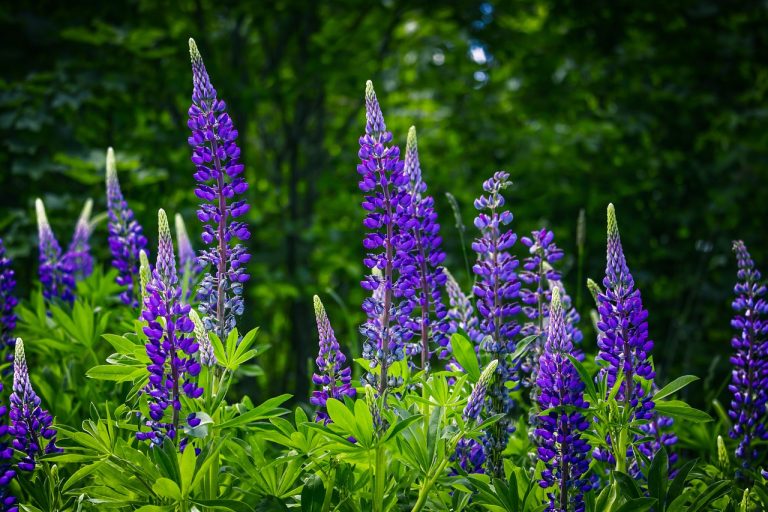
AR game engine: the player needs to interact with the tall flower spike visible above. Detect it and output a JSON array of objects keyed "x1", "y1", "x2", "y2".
[
  {"x1": 0, "y1": 240, "x2": 17, "y2": 361},
  {"x1": 453, "y1": 359, "x2": 499, "y2": 475},
  {"x1": 399, "y1": 126, "x2": 449, "y2": 369},
  {"x1": 358, "y1": 81, "x2": 412, "y2": 394},
  {"x1": 595, "y1": 204, "x2": 654, "y2": 419},
  {"x1": 106, "y1": 147, "x2": 149, "y2": 307},
  {"x1": 728, "y1": 240, "x2": 768, "y2": 463},
  {"x1": 65, "y1": 199, "x2": 94, "y2": 280},
  {"x1": 311, "y1": 296, "x2": 355, "y2": 423},
  {"x1": 471, "y1": 171, "x2": 521, "y2": 476},
  {"x1": 189, "y1": 309, "x2": 216, "y2": 367},
  {"x1": 35, "y1": 199, "x2": 75, "y2": 304},
  {"x1": 175, "y1": 213, "x2": 202, "y2": 301},
  {"x1": 535, "y1": 288, "x2": 591, "y2": 512},
  {"x1": 188, "y1": 38, "x2": 251, "y2": 342},
  {"x1": 9, "y1": 338, "x2": 61, "y2": 472},
  {"x1": 137, "y1": 210, "x2": 202, "y2": 449}
]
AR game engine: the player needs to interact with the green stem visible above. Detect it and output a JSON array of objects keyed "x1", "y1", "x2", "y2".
[
  {"x1": 411, "y1": 458, "x2": 450, "y2": 512},
  {"x1": 374, "y1": 445, "x2": 386, "y2": 512},
  {"x1": 322, "y1": 463, "x2": 337, "y2": 512}
]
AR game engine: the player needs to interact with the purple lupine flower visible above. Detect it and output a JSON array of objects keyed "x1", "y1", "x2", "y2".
[
  {"x1": 633, "y1": 413, "x2": 679, "y2": 478},
  {"x1": 0, "y1": 374, "x2": 15, "y2": 512},
  {"x1": 399, "y1": 126, "x2": 449, "y2": 368},
  {"x1": 9, "y1": 338, "x2": 61, "y2": 472},
  {"x1": 728, "y1": 240, "x2": 768, "y2": 462},
  {"x1": 535, "y1": 287, "x2": 591, "y2": 512},
  {"x1": 35, "y1": 199, "x2": 75, "y2": 304},
  {"x1": 137, "y1": 210, "x2": 202, "y2": 448},
  {"x1": 106, "y1": 147, "x2": 149, "y2": 307},
  {"x1": 311, "y1": 296, "x2": 355, "y2": 423},
  {"x1": 520, "y1": 229, "x2": 583, "y2": 386},
  {"x1": 0, "y1": 240, "x2": 17, "y2": 361},
  {"x1": 65, "y1": 199, "x2": 94, "y2": 280},
  {"x1": 471, "y1": 171, "x2": 521, "y2": 476},
  {"x1": 188, "y1": 39, "x2": 251, "y2": 341},
  {"x1": 595, "y1": 204, "x2": 654, "y2": 418},
  {"x1": 358, "y1": 81, "x2": 413, "y2": 394},
  {"x1": 175, "y1": 213, "x2": 203, "y2": 302},
  {"x1": 453, "y1": 359, "x2": 498, "y2": 475}
]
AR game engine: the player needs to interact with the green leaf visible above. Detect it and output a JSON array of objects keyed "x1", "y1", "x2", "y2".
[
  {"x1": 300, "y1": 474, "x2": 325, "y2": 512},
  {"x1": 647, "y1": 446, "x2": 668, "y2": 507},
  {"x1": 451, "y1": 333, "x2": 480, "y2": 381},
  {"x1": 326, "y1": 398, "x2": 358, "y2": 438},
  {"x1": 654, "y1": 376, "x2": 699, "y2": 401},
  {"x1": 666, "y1": 459, "x2": 696, "y2": 505},
  {"x1": 654, "y1": 400, "x2": 712, "y2": 423},
  {"x1": 86, "y1": 364, "x2": 144, "y2": 382},
  {"x1": 507, "y1": 334, "x2": 538, "y2": 362},
  {"x1": 216, "y1": 394, "x2": 292, "y2": 430},
  {"x1": 687, "y1": 480, "x2": 730, "y2": 512},
  {"x1": 152, "y1": 477, "x2": 182, "y2": 501},
  {"x1": 614, "y1": 497, "x2": 657, "y2": 512},
  {"x1": 566, "y1": 354, "x2": 598, "y2": 401},
  {"x1": 103, "y1": 333, "x2": 138, "y2": 354},
  {"x1": 383, "y1": 414, "x2": 423, "y2": 443}
]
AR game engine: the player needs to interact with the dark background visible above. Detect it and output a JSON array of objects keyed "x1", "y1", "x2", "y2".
[{"x1": 1, "y1": 0, "x2": 766, "y2": 404}]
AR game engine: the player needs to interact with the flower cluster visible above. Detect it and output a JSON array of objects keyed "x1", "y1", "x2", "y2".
[
  {"x1": 453, "y1": 359, "x2": 499, "y2": 474},
  {"x1": 535, "y1": 287, "x2": 591, "y2": 512},
  {"x1": 728, "y1": 240, "x2": 768, "y2": 462},
  {"x1": 358, "y1": 81, "x2": 413, "y2": 393},
  {"x1": 471, "y1": 171, "x2": 522, "y2": 476},
  {"x1": 9, "y1": 338, "x2": 61, "y2": 472},
  {"x1": 520, "y1": 229, "x2": 582, "y2": 384},
  {"x1": 595, "y1": 204, "x2": 654, "y2": 419},
  {"x1": 137, "y1": 210, "x2": 202, "y2": 448},
  {"x1": 311, "y1": 296, "x2": 355, "y2": 423},
  {"x1": 175, "y1": 213, "x2": 202, "y2": 301},
  {"x1": 106, "y1": 147, "x2": 149, "y2": 307},
  {"x1": 188, "y1": 38, "x2": 251, "y2": 341},
  {"x1": 35, "y1": 199, "x2": 75, "y2": 304},
  {"x1": 65, "y1": 199, "x2": 94, "y2": 280},
  {"x1": 399, "y1": 127, "x2": 449, "y2": 368},
  {"x1": 0, "y1": 240, "x2": 17, "y2": 361}
]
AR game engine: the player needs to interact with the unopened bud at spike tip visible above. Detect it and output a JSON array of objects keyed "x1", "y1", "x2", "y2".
[{"x1": 586, "y1": 278, "x2": 602, "y2": 305}]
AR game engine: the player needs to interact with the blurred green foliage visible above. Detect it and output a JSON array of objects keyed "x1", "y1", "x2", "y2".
[{"x1": 1, "y1": 0, "x2": 767, "y2": 403}]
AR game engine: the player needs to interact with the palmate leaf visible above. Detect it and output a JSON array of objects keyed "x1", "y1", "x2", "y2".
[{"x1": 215, "y1": 394, "x2": 292, "y2": 430}]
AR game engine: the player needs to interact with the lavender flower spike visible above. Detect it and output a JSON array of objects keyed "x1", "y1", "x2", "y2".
[
  {"x1": 65, "y1": 199, "x2": 94, "y2": 280},
  {"x1": 728, "y1": 240, "x2": 768, "y2": 463},
  {"x1": 535, "y1": 287, "x2": 591, "y2": 512},
  {"x1": 0, "y1": 240, "x2": 17, "y2": 360},
  {"x1": 9, "y1": 338, "x2": 61, "y2": 472},
  {"x1": 35, "y1": 199, "x2": 75, "y2": 304},
  {"x1": 471, "y1": 171, "x2": 521, "y2": 476},
  {"x1": 400, "y1": 126, "x2": 449, "y2": 368},
  {"x1": 175, "y1": 213, "x2": 202, "y2": 301},
  {"x1": 311, "y1": 296, "x2": 355, "y2": 423},
  {"x1": 137, "y1": 210, "x2": 202, "y2": 449},
  {"x1": 358, "y1": 80, "x2": 412, "y2": 394},
  {"x1": 595, "y1": 204, "x2": 654, "y2": 418},
  {"x1": 188, "y1": 38, "x2": 251, "y2": 341},
  {"x1": 106, "y1": 147, "x2": 148, "y2": 307}
]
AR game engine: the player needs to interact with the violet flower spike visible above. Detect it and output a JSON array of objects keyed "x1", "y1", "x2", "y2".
[
  {"x1": 728, "y1": 240, "x2": 768, "y2": 463},
  {"x1": 106, "y1": 147, "x2": 149, "y2": 307},
  {"x1": 9, "y1": 338, "x2": 61, "y2": 472},
  {"x1": 399, "y1": 126, "x2": 449, "y2": 369},
  {"x1": 471, "y1": 171, "x2": 521, "y2": 477},
  {"x1": 65, "y1": 199, "x2": 94, "y2": 280},
  {"x1": 175, "y1": 213, "x2": 202, "y2": 302},
  {"x1": 0, "y1": 240, "x2": 17, "y2": 361},
  {"x1": 311, "y1": 296, "x2": 355, "y2": 423},
  {"x1": 137, "y1": 209, "x2": 202, "y2": 449},
  {"x1": 595, "y1": 204, "x2": 655, "y2": 418},
  {"x1": 535, "y1": 288, "x2": 591, "y2": 512},
  {"x1": 188, "y1": 38, "x2": 251, "y2": 342},
  {"x1": 35, "y1": 199, "x2": 75, "y2": 304},
  {"x1": 358, "y1": 81, "x2": 412, "y2": 394}
]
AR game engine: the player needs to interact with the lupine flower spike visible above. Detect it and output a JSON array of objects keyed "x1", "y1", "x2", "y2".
[
  {"x1": 454, "y1": 359, "x2": 498, "y2": 474},
  {"x1": 137, "y1": 209, "x2": 202, "y2": 449},
  {"x1": 9, "y1": 338, "x2": 61, "y2": 472},
  {"x1": 311, "y1": 296, "x2": 355, "y2": 423},
  {"x1": 728, "y1": 240, "x2": 768, "y2": 463},
  {"x1": 188, "y1": 38, "x2": 251, "y2": 341},
  {"x1": 471, "y1": 171, "x2": 521, "y2": 476},
  {"x1": 189, "y1": 309, "x2": 216, "y2": 367},
  {"x1": 444, "y1": 268, "x2": 479, "y2": 372},
  {"x1": 358, "y1": 81, "x2": 412, "y2": 394},
  {"x1": 0, "y1": 240, "x2": 17, "y2": 360},
  {"x1": 175, "y1": 213, "x2": 202, "y2": 301},
  {"x1": 35, "y1": 199, "x2": 75, "y2": 304},
  {"x1": 65, "y1": 199, "x2": 94, "y2": 280},
  {"x1": 535, "y1": 288, "x2": 591, "y2": 512},
  {"x1": 106, "y1": 147, "x2": 148, "y2": 307}
]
